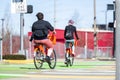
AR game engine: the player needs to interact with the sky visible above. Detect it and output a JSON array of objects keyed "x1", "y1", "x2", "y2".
[{"x1": 0, "y1": 0, "x2": 114, "y2": 35}]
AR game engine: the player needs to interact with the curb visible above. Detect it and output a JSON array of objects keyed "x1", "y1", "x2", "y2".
[
  {"x1": 1, "y1": 59, "x2": 33, "y2": 64},
  {"x1": 97, "y1": 58, "x2": 116, "y2": 61}
]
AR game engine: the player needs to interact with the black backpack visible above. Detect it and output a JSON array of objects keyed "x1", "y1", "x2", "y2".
[{"x1": 65, "y1": 27, "x2": 72, "y2": 39}]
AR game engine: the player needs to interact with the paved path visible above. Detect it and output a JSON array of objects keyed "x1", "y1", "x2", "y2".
[{"x1": 0, "y1": 58, "x2": 116, "y2": 80}]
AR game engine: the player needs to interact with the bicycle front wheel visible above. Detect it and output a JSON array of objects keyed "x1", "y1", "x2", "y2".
[
  {"x1": 33, "y1": 51, "x2": 43, "y2": 69},
  {"x1": 48, "y1": 50, "x2": 57, "y2": 69}
]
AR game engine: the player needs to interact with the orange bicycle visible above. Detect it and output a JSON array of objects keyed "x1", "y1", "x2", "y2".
[
  {"x1": 65, "y1": 40, "x2": 78, "y2": 67},
  {"x1": 65, "y1": 42, "x2": 74, "y2": 67},
  {"x1": 33, "y1": 33, "x2": 56, "y2": 69}
]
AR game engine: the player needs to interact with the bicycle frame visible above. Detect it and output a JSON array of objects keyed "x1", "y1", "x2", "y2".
[{"x1": 34, "y1": 43, "x2": 47, "y2": 57}]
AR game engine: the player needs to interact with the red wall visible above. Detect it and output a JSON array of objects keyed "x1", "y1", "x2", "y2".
[
  {"x1": 55, "y1": 29, "x2": 113, "y2": 49},
  {"x1": 28, "y1": 29, "x2": 114, "y2": 58}
]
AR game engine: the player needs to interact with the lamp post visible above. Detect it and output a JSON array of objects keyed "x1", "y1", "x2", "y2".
[
  {"x1": 115, "y1": 0, "x2": 120, "y2": 79},
  {"x1": 105, "y1": 10, "x2": 108, "y2": 30},
  {"x1": 0, "y1": 18, "x2": 4, "y2": 61},
  {"x1": 93, "y1": 0, "x2": 97, "y2": 58},
  {"x1": 54, "y1": 0, "x2": 56, "y2": 28},
  {"x1": 0, "y1": 19, "x2": 4, "y2": 37},
  {"x1": 0, "y1": 35, "x2": 2, "y2": 61}
]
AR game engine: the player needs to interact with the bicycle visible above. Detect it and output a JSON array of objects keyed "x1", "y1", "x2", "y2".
[
  {"x1": 33, "y1": 33, "x2": 57, "y2": 69},
  {"x1": 65, "y1": 42, "x2": 74, "y2": 67}
]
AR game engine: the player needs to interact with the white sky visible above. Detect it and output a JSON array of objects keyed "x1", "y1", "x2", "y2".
[{"x1": 0, "y1": 0, "x2": 114, "y2": 35}]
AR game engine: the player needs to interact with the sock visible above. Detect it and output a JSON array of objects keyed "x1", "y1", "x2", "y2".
[
  {"x1": 72, "y1": 46, "x2": 75, "y2": 55},
  {"x1": 47, "y1": 48, "x2": 53, "y2": 56}
]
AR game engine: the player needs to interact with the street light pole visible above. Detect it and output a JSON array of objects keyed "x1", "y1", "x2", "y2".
[
  {"x1": 93, "y1": 0, "x2": 97, "y2": 58},
  {"x1": 105, "y1": 10, "x2": 108, "y2": 30},
  {"x1": 115, "y1": 0, "x2": 120, "y2": 79},
  {"x1": 0, "y1": 18, "x2": 4, "y2": 61},
  {"x1": 1, "y1": 19, "x2": 4, "y2": 37},
  {"x1": 54, "y1": 0, "x2": 56, "y2": 28}
]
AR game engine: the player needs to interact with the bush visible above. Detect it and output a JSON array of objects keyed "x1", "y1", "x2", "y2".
[{"x1": 3, "y1": 54, "x2": 26, "y2": 60}]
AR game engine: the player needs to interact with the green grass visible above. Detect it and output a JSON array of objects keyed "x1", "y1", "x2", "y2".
[
  {"x1": 0, "y1": 76, "x2": 16, "y2": 79},
  {"x1": 0, "y1": 60, "x2": 114, "y2": 72}
]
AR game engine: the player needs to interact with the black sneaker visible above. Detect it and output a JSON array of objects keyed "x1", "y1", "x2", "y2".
[
  {"x1": 64, "y1": 59, "x2": 69, "y2": 64},
  {"x1": 45, "y1": 56, "x2": 51, "y2": 65}
]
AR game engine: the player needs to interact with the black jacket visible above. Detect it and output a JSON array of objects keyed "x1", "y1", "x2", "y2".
[
  {"x1": 31, "y1": 20, "x2": 54, "y2": 40},
  {"x1": 64, "y1": 25, "x2": 79, "y2": 40}
]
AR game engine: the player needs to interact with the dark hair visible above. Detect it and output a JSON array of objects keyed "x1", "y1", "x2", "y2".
[
  {"x1": 36, "y1": 12, "x2": 44, "y2": 20},
  {"x1": 68, "y1": 20, "x2": 74, "y2": 24}
]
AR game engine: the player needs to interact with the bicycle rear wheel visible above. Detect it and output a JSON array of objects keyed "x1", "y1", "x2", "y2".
[
  {"x1": 48, "y1": 50, "x2": 56, "y2": 69},
  {"x1": 65, "y1": 52, "x2": 69, "y2": 67},
  {"x1": 70, "y1": 55, "x2": 74, "y2": 66},
  {"x1": 33, "y1": 51, "x2": 43, "y2": 69},
  {"x1": 65, "y1": 52, "x2": 74, "y2": 67}
]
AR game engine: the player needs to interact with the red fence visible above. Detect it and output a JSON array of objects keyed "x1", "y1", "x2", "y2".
[{"x1": 28, "y1": 29, "x2": 114, "y2": 58}]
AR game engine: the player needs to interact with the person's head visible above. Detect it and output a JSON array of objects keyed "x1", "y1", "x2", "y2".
[
  {"x1": 68, "y1": 20, "x2": 74, "y2": 25},
  {"x1": 36, "y1": 12, "x2": 44, "y2": 20}
]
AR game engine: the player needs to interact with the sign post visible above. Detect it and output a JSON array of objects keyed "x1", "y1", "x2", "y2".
[{"x1": 11, "y1": 0, "x2": 27, "y2": 55}]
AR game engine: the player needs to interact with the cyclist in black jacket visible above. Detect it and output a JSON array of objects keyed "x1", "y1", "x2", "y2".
[
  {"x1": 64, "y1": 20, "x2": 79, "y2": 58},
  {"x1": 30, "y1": 12, "x2": 55, "y2": 63}
]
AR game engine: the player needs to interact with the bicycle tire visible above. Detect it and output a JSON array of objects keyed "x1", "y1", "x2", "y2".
[
  {"x1": 48, "y1": 50, "x2": 57, "y2": 69},
  {"x1": 65, "y1": 51, "x2": 74, "y2": 67},
  {"x1": 70, "y1": 55, "x2": 74, "y2": 66},
  {"x1": 33, "y1": 50, "x2": 43, "y2": 69},
  {"x1": 65, "y1": 52, "x2": 69, "y2": 67}
]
